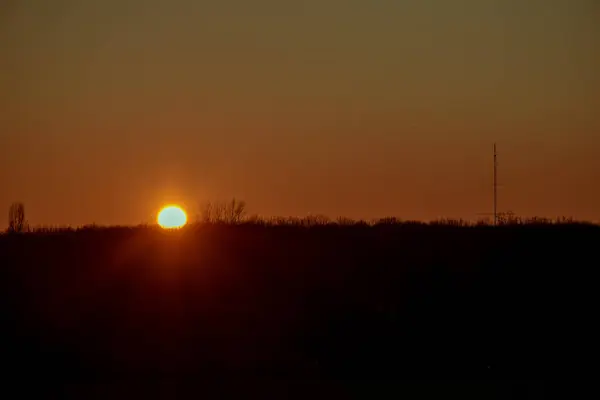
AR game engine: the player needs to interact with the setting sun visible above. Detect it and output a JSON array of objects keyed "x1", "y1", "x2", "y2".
[{"x1": 157, "y1": 205, "x2": 187, "y2": 229}]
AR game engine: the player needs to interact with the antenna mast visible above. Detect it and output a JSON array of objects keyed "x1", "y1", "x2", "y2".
[{"x1": 493, "y1": 143, "x2": 498, "y2": 226}]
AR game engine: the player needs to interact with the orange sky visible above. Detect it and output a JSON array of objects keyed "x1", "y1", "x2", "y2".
[{"x1": 1, "y1": 0, "x2": 599, "y2": 226}]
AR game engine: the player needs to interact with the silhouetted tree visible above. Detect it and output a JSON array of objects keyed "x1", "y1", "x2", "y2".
[
  {"x1": 374, "y1": 217, "x2": 400, "y2": 226},
  {"x1": 200, "y1": 201, "x2": 214, "y2": 223},
  {"x1": 226, "y1": 198, "x2": 246, "y2": 224},
  {"x1": 303, "y1": 214, "x2": 330, "y2": 227},
  {"x1": 8, "y1": 202, "x2": 26, "y2": 233},
  {"x1": 213, "y1": 202, "x2": 225, "y2": 222},
  {"x1": 200, "y1": 198, "x2": 247, "y2": 224},
  {"x1": 244, "y1": 214, "x2": 263, "y2": 225},
  {"x1": 336, "y1": 217, "x2": 354, "y2": 226}
]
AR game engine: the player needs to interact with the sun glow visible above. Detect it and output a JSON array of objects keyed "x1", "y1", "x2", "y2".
[{"x1": 157, "y1": 205, "x2": 188, "y2": 229}]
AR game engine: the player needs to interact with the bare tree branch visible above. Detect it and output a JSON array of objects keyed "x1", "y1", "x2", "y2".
[{"x1": 8, "y1": 202, "x2": 25, "y2": 233}]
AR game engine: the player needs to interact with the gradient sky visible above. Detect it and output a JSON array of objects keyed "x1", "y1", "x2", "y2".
[{"x1": 1, "y1": 0, "x2": 599, "y2": 226}]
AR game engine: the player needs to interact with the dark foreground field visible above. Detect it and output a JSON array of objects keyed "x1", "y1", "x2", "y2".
[{"x1": 2, "y1": 221, "x2": 593, "y2": 397}]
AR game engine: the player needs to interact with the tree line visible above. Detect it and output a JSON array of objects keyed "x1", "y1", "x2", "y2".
[{"x1": 4, "y1": 198, "x2": 592, "y2": 234}]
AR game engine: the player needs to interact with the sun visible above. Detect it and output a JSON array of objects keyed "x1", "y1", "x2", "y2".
[{"x1": 157, "y1": 205, "x2": 188, "y2": 229}]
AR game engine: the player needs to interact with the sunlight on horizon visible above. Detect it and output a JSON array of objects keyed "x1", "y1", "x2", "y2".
[{"x1": 157, "y1": 205, "x2": 187, "y2": 229}]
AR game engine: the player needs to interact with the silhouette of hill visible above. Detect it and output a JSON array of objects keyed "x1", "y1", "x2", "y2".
[{"x1": 1, "y1": 219, "x2": 588, "y2": 396}]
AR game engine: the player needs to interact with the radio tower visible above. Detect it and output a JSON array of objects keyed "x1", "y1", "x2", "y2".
[{"x1": 493, "y1": 143, "x2": 498, "y2": 226}]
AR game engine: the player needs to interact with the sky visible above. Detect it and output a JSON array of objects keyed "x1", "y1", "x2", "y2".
[{"x1": 1, "y1": 0, "x2": 599, "y2": 226}]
